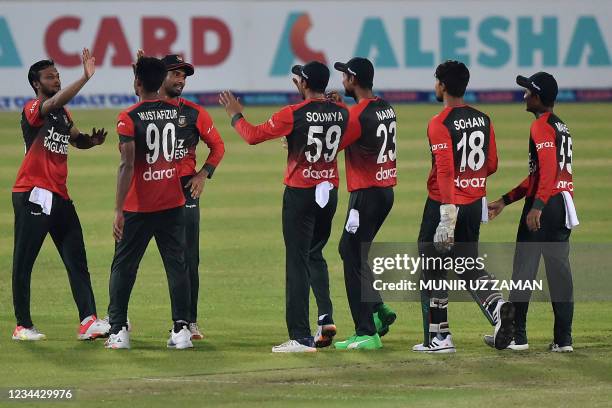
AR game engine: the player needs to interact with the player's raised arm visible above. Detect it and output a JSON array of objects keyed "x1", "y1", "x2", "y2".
[
  {"x1": 40, "y1": 48, "x2": 95, "y2": 116},
  {"x1": 219, "y1": 90, "x2": 293, "y2": 144}
]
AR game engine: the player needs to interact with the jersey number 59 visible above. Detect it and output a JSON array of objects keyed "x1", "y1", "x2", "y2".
[{"x1": 305, "y1": 125, "x2": 341, "y2": 163}]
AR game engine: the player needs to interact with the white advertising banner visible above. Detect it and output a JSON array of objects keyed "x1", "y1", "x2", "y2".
[{"x1": 0, "y1": 0, "x2": 611, "y2": 108}]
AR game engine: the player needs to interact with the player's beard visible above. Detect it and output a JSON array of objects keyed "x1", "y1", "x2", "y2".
[
  {"x1": 435, "y1": 92, "x2": 443, "y2": 102},
  {"x1": 41, "y1": 86, "x2": 59, "y2": 98},
  {"x1": 165, "y1": 84, "x2": 183, "y2": 98}
]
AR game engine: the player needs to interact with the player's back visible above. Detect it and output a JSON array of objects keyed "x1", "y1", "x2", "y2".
[
  {"x1": 117, "y1": 99, "x2": 185, "y2": 213},
  {"x1": 285, "y1": 99, "x2": 349, "y2": 188},
  {"x1": 428, "y1": 105, "x2": 497, "y2": 204},
  {"x1": 345, "y1": 97, "x2": 397, "y2": 191}
]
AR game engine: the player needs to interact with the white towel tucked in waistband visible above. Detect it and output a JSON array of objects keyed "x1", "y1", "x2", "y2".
[
  {"x1": 561, "y1": 191, "x2": 579, "y2": 229},
  {"x1": 29, "y1": 187, "x2": 53, "y2": 215},
  {"x1": 315, "y1": 181, "x2": 334, "y2": 208},
  {"x1": 481, "y1": 197, "x2": 489, "y2": 223}
]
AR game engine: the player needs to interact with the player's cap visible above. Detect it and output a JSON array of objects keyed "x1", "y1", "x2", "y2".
[
  {"x1": 334, "y1": 57, "x2": 374, "y2": 88},
  {"x1": 516, "y1": 72, "x2": 558, "y2": 105},
  {"x1": 161, "y1": 54, "x2": 194, "y2": 76},
  {"x1": 291, "y1": 61, "x2": 330, "y2": 91}
]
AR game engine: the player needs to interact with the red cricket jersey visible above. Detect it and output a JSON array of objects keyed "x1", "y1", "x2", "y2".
[
  {"x1": 426, "y1": 105, "x2": 498, "y2": 205},
  {"x1": 233, "y1": 98, "x2": 349, "y2": 188},
  {"x1": 117, "y1": 99, "x2": 185, "y2": 212},
  {"x1": 175, "y1": 97, "x2": 225, "y2": 178},
  {"x1": 13, "y1": 98, "x2": 74, "y2": 199},
  {"x1": 340, "y1": 97, "x2": 397, "y2": 192},
  {"x1": 503, "y1": 112, "x2": 574, "y2": 210}
]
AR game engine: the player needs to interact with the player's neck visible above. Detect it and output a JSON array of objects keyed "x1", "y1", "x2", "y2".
[
  {"x1": 139, "y1": 91, "x2": 160, "y2": 101},
  {"x1": 159, "y1": 90, "x2": 178, "y2": 102},
  {"x1": 354, "y1": 88, "x2": 374, "y2": 103},
  {"x1": 443, "y1": 95, "x2": 465, "y2": 108},
  {"x1": 534, "y1": 107, "x2": 553, "y2": 118},
  {"x1": 305, "y1": 90, "x2": 325, "y2": 100}
]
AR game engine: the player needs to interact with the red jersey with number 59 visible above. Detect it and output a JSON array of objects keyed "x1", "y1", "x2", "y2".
[
  {"x1": 340, "y1": 97, "x2": 397, "y2": 192},
  {"x1": 116, "y1": 99, "x2": 185, "y2": 213},
  {"x1": 427, "y1": 105, "x2": 498, "y2": 205},
  {"x1": 233, "y1": 98, "x2": 349, "y2": 188},
  {"x1": 503, "y1": 112, "x2": 573, "y2": 210}
]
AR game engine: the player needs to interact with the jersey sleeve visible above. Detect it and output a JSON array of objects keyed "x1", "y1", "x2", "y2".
[
  {"x1": 339, "y1": 102, "x2": 365, "y2": 151},
  {"x1": 23, "y1": 99, "x2": 44, "y2": 127},
  {"x1": 233, "y1": 106, "x2": 294, "y2": 145},
  {"x1": 487, "y1": 121, "x2": 498, "y2": 176},
  {"x1": 196, "y1": 106, "x2": 225, "y2": 178},
  {"x1": 503, "y1": 176, "x2": 529, "y2": 205},
  {"x1": 116, "y1": 111, "x2": 135, "y2": 142},
  {"x1": 428, "y1": 118, "x2": 455, "y2": 204},
  {"x1": 530, "y1": 120, "x2": 558, "y2": 210}
]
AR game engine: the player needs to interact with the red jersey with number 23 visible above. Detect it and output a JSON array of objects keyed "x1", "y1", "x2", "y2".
[{"x1": 117, "y1": 99, "x2": 185, "y2": 212}]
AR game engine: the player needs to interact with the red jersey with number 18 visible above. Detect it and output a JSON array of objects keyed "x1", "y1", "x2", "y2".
[
  {"x1": 427, "y1": 105, "x2": 498, "y2": 205},
  {"x1": 116, "y1": 99, "x2": 185, "y2": 213}
]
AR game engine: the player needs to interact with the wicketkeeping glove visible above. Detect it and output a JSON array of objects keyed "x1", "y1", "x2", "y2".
[{"x1": 434, "y1": 204, "x2": 457, "y2": 253}]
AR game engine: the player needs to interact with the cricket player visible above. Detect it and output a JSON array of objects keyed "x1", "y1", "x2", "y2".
[
  {"x1": 12, "y1": 49, "x2": 110, "y2": 341},
  {"x1": 413, "y1": 60, "x2": 514, "y2": 353},
  {"x1": 328, "y1": 57, "x2": 397, "y2": 350},
  {"x1": 105, "y1": 57, "x2": 192, "y2": 350},
  {"x1": 487, "y1": 72, "x2": 576, "y2": 352},
  {"x1": 219, "y1": 61, "x2": 348, "y2": 353},
  {"x1": 159, "y1": 53, "x2": 225, "y2": 340}
]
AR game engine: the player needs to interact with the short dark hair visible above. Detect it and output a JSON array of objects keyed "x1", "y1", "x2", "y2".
[
  {"x1": 28, "y1": 59, "x2": 55, "y2": 94},
  {"x1": 135, "y1": 57, "x2": 167, "y2": 93},
  {"x1": 435, "y1": 60, "x2": 470, "y2": 97}
]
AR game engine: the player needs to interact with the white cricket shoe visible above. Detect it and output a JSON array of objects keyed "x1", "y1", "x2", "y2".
[
  {"x1": 78, "y1": 315, "x2": 110, "y2": 340},
  {"x1": 12, "y1": 326, "x2": 46, "y2": 341},
  {"x1": 550, "y1": 343, "x2": 573, "y2": 353},
  {"x1": 412, "y1": 343, "x2": 430, "y2": 352},
  {"x1": 189, "y1": 322, "x2": 204, "y2": 340},
  {"x1": 427, "y1": 335, "x2": 456, "y2": 353},
  {"x1": 105, "y1": 327, "x2": 130, "y2": 349},
  {"x1": 167, "y1": 326, "x2": 193, "y2": 349},
  {"x1": 491, "y1": 301, "x2": 515, "y2": 350},
  {"x1": 102, "y1": 315, "x2": 132, "y2": 332},
  {"x1": 272, "y1": 339, "x2": 316, "y2": 353},
  {"x1": 484, "y1": 335, "x2": 529, "y2": 351}
]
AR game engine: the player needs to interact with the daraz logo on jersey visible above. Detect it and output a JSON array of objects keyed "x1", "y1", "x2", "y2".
[{"x1": 44, "y1": 126, "x2": 70, "y2": 155}]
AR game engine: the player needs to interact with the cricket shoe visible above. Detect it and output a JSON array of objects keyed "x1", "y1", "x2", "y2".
[
  {"x1": 167, "y1": 326, "x2": 193, "y2": 349},
  {"x1": 189, "y1": 322, "x2": 204, "y2": 340},
  {"x1": 334, "y1": 334, "x2": 357, "y2": 350},
  {"x1": 272, "y1": 337, "x2": 316, "y2": 353},
  {"x1": 491, "y1": 300, "x2": 515, "y2": 350},
  {"x1": 12, "y1": 326, "x2": 46, "y2": 341},
  {"x1": 374, "y1": 303, "x2": 397, "y2": 337},
  {"x1": 102, "y1": 315, "x2": 132, "y2": 332},
  {"x1": 314, "y1": 314, "x2": 336, "y2": 348},
  {"x1": 345, "y1": 334, "x2": 383, "y2": 350},
  {"x1": 104, "y1": 327, "x2": 130, "y2": 349},
  {"x1": 549, "y1": 343, "x2": 573, "y2": 353},
  {"x1": 413, "y1": 335, "x2": 456, "y2": 353},
  {"x1": 484, "y1": 336, "x2": 529, "y2": 351},
  {"x1": 412, "y1": 342, "x2": 430, "y2": 352},
  {"x1": 78, "y1": 315, "x2": 110, "y2": 340}
]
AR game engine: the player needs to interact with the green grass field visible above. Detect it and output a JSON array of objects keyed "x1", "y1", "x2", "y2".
[{"x1": 0, "y1": 103, "x2": 611, "y2": 407}]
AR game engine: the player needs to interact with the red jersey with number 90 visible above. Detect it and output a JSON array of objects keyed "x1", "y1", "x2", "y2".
[{"x1": 116, "y1": 99, "x2": 185, "y2": 213}]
